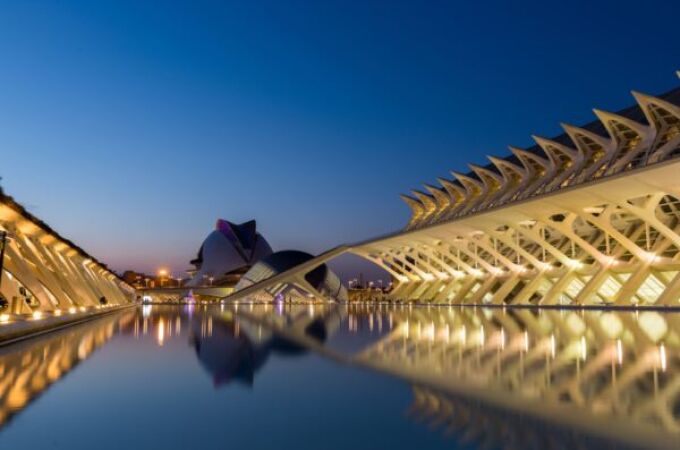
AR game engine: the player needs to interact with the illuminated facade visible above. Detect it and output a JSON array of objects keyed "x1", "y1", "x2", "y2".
[
  {"x1": 346, "y1": 75, "x2": 680, "y2": 306},
  {"x1": 0, "y1": 194, "x2": 134, "y2": 314}
]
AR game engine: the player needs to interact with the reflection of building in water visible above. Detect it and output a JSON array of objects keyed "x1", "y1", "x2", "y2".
[
  {"x1": 119, "y1": 304, "x2": 200, "y2": 347},
  {"x1": 355, "y1": 307, "x2": 680, "y2": 448},
  {"x1": 407, "y1": 386, "x2": 630, "y2": 450},
  {"x1": 190, "y1": 317, "x2": 270, "y2": 387},
  {"x1": 0, "y1": 312, "x2": 134, "y2": 429},
  {"x1": 189, "y1": 303, "x2": 347, "y2": 387}
]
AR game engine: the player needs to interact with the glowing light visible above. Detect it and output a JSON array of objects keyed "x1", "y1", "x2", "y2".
[
  {"x1": 580, "y1": 336, "x2": 587, "y2": 361},
  {"x1": 54, "y1": 309, "x2": 62, "y2": 317},
  {"x1": 157, "y1": 319, "x2": 165, "y2": 346},
  {"x1": 616, "y1": 339, "x2": 623, "y2": 365},
  {"x1": 69, "y1": 307, "x2": 77, "y2": 314},
  {"x1": 514, "y1": 265, "x2": 528, "y2": 274},
  {"x1": 0, "y1": 314, "x2": 10, "y2": 323},
  {"x1": 642, "y1": 252, "x2": 658, "y2": 264},
  {"x1": 142, "y1": 304, "x2": 152, "y2": 318},
  {"x1": 659, "y1": 344, "x2": 667, "y2": 372},
  {"x1": 524, "y1": 331, "x2": 529, "y2": 352},
  {"x1": 32, "y1": 311, "x2": 43, "y2": 320},
  {"x1": 537, "y1": 262, "x2": 552, "y2": 271},
  {"x1": 550, "y1": 334, "x2": 556, "y2": 358},
  {"x1": 79, "y1": 306, "x2": 86, "y2": 312},
  {"x1": 605, "y1": 256, "x2": 620, "y2": 267},
  {"x1": 566, "y1": 259, "x2": 583, "y2": 270}
]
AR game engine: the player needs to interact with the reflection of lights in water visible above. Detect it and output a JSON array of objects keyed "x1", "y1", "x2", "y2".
[
  {"x1": 157, "y1": 320, "x2": 165, "y2": 346},
  {"x1": 77, "y1": 340, "x2": 89, "y2": 360},
  {"x1": 659, "y1": 344, "x2": 667, "y2": 372},
  {"x1": 524, "y1": 331, "x2": 529, "y2": 352},
  {"x1": 550, "y1": 335, "x2": 556, "y2": 358},
  {"x1": 580, "y1": 336, "x2": 587, "y2": 361},
  {"x1": 616, "y1": 339, "x2": 623, "y2": 365},
  {"x1": 175, "y1": 317, "x2": 181, "y2": 335},
  {"x1": 425, "y1": 322, "x2": 435, "y2": 342},
  {"x1": 500, "y1": 329, "x2": 506, "y2": 349},
  {"x1": 142, "y1": 305, "x2": 152, "y2": 318},
  {"x1": 185, "y1": 303, "x2": 194, "y2": 317}
]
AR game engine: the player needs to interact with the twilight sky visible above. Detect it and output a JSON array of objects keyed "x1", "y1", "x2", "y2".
[{"x1": 0, "y1": 0, "x2": 679, "y2": 280}]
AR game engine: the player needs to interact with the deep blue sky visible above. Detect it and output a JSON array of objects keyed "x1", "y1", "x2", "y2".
[{"x1": 0, "y1": 0, "x2": 679, "y2": 279}]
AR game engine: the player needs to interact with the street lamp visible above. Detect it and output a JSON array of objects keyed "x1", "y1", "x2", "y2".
[{"x1": 158, "y1": 269, "x2": 168, "y2": 287}]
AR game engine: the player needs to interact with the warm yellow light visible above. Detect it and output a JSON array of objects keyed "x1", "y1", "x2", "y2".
[
  {"x1": 157, "y1": 319, "x2": 165, "y2": 347},
  {"x1": 69, "y1": 307, "x2": 77, "y2": 314},
  {"x1": 566, "y1": 259, "x2": 583, "y2": 270},
  {"x1": 659, "y1": 344, "x2": 667, "y2": 372},
  {"x1": 642, "y1": 252, "x2": 658, "y2": 264},
  {"x1": 54, "y1": 309, "x2": 62, "y2": 316},
  {"x1": 158, "y1": 269, "x2": 168, "y2": 277},
  {"x1": 0, "y1": 314, "x2": 10, "y2": 323},
  {"x1": 32, "y1": 311, "x2": 43, "y2": 320}
]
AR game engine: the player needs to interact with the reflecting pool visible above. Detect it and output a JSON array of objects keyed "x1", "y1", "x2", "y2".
[{"x1": 0, "y1": 304, "x2": 678, "y2": 449}]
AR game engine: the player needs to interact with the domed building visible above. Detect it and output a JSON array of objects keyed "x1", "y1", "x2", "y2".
[{"x1": 186, "y1": 219, "x2": 273, "y2": 287}]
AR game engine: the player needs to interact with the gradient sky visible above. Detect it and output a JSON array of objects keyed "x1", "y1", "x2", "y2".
[{"x1": 1, "y1": 0, "x2": 679, "y2": 280}]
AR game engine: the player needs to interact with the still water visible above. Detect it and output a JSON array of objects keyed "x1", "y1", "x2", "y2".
[{"x1": 0, "y1": 303, "x2": 677, "y2": 449}]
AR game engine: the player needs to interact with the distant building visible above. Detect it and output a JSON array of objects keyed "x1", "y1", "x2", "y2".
[
  {"x1": 121, "y1": 270, "x2": 161, "y2": 289},
  {"x1": 186, "y1": 219, "x2": 273, "y2": 287}
]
